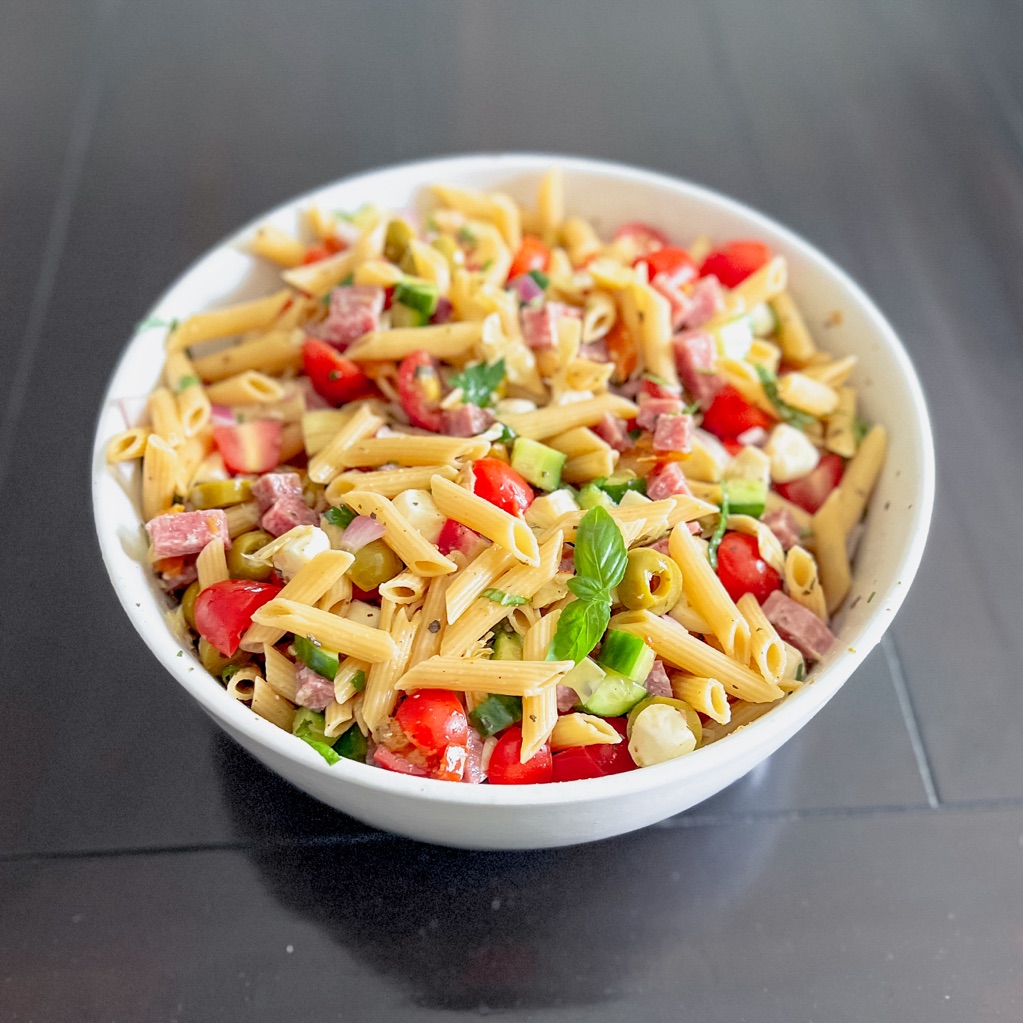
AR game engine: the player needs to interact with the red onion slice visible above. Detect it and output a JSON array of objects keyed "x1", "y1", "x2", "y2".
[
  {"x1": 210, "y1": 404, "x2": 237, "y2": 427},
  {"x1": 340, "y1": 515, "x2": 386, "y2": 553},
  {"x1": 508, "y1": 274, "x2": 544, "y2": 305}
]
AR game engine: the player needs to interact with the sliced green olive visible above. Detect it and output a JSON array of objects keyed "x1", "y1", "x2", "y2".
[
  {"x1": 384, "y1": 218, "x2": 416, "y2": 265},
  {"x1": 348, "y1": 538, "x2": 403, "y2": 592},
  {"x1": 190, "y1": 478, "x2": 252, "y2": 508},
  {"x1": 227, "y1": 529, "x2": 274, "y2": 581},
  {"x1": 618, "y1": 547, "x2": 683, "y2": 614},
  {"x1": 181, "y1": 580, "x2": 201, "y2": 631},
  {"x1": 199, "y1": 637, "x2": 246, "y2": 676}
]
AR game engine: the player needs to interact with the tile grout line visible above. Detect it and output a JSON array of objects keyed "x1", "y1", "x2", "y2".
[
  {"x1": 0, "y1": 0, "x2": 122, "y2": 488},
  {"x1": 882, "y1": 632, "x2": 940, "y2": 809}
]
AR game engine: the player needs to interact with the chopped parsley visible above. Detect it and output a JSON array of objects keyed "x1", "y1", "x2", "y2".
[
  {"x1": 174, "y1": 374, "x2": 200, "y2": 393},
  {"x1": 527, "y1": 269, "x2": 550, "y2": 290},
  {"x1": 449, "y1": 359, "x2": 505, "y2": 408},
  {"x1": 457, "y1": 226, "x2": 476, "y2": 245},
  {"x1": 707, "y1": 488, "x2": 731, "y2": 571},
  {"x1": 324, "y1": 506, "x2": 357, "y2": 529}
]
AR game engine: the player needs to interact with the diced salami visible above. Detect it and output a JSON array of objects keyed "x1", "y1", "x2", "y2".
[
  {"x1": 648, "y1": 536, "x2": 672, "y2": 556},
  {"x1": 579, "y1": 338, "x2": 610, "y2": 363},
  {"x1": 646, "y1": 461, "x2": 692, "y2": 501},
  {"x1": 556, "y1": 685, "x2": 578, "y2": 714},
  {"x1": 593, "y1": 411, "x2": 634, "y2": 452},
  {"x1": 762, "y1": 590, "x2": 836, "y2": 663},
  {"x1": 636, "y1": 395, "x2": 684, "y2": 430},
  {"x1": 146, "y1": 509, "x2": 231, "y2": 560},
  {"x1": 653, "y1": 413, "x2": 693, "y2": 454},
  {"x1": 681, "y1": 275, "x2": 725, "y2": 329},
  {"x1": 316, "y1": 285, "x2": 384, "y2": 350},
  {"x1": 261, "y1": 494, "x2": 318, "y2": 536},
  {"x1": 520, "y1": 303, "x2": 559, "y2": 351},
  {"x1": 373, "y1": 746, "x2": 429, "y2": 777},
  {"x1": 158, "y1": 563, "x2": 199, "y2": 591},
  {"x1": 251, "y1": 472, "x2": 303, "y2": 513},
  {"x1": 294, "y1": 665, "x2": 335, "y2": 711},
  {"x1": 644, "y1": 660, "x2": 673, "y2": 698},
  {"x1": 639, "y1": 377, "x2": 683, "y2": 401},
  {"x1": 674, "y1": 331, "x2": 723, "y2": 409},
  {"x1": 441, "y1": 404, "x2": 496, "y2": 437},
  {"x1": 650, "y1": 271, "x2": 694, "y2": 330},
  {"x1": 762, "y1": 507, "x2": 804, "y2": 551}
]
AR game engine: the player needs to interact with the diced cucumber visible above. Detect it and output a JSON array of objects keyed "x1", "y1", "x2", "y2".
[
  {"x1": 577, "y1": 482, "x2": 615, "y2": 510},
  {"x1": 511, "y1": 437, "x2": 566, "y2": 491},
  {"x1": 332, "y1": 724, "x2": 368, "y2": 763},
  {"x1": 492, "y1": 630, "x2": 524, "y2": 661},
  {"x1": 469, "y1": 694, "x2": 523, "y2": 736},
  {"x1": 391, "y1": 301, "x2": 429, "y2": 328},
  {"x1": 292, "y1": 708, "x2": 330, "y2": 745},
  {"x1": 597, "y1": 629, "x2": 655, "y2": 683},
  {"x1": 394, "y1": 279, "x2": 439, "y2": 317},
  {"x1": 293, "y1": 635, "x2": 339, "y2": 680},
  {"x1": 580, "y1": 670, "x2": 650, "y2": 718},
  {"x1": 599, "y1": 471, "x2": 647, "y2": 504},
  {"x1": 558, "y1": 656, "x2": 606, "y2": 706},
  {"x1": 722, "y1": 478, "x2": 766, "y2": 518}
]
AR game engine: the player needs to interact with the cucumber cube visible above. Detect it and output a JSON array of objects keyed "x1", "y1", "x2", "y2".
[{"x1": 511, "y1": 437, "x2": 566, "y2": 491}]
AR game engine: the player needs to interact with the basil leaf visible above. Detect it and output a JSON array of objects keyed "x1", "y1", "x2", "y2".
[
  {"x1": 449, "y1": 359, "x2": 506, "y2": 408},
  {"x1": 527, "y1": 269, "x2": 550, "y2": 290},
  {"x1": 482, "y1": 588, "x2": 529, "y2": 607},
  {"x1": 548, "y1": 598, "x2": 610, "y2": 664},
  {"x1": 297, "y1": 736, "x2": 341, "y2": 765},
  {"x1": 753, "y1": 364, "x2": 815, "y2": 431},
  {"x1": 566, "y1": 575, "x2": 605, "y2": 602},
  {"x1": 174, "y1": 374, "x2": 200, "y2": 393},
  {"x1": 707, "y1": 488, "x2": 731, "y2": 571},
  {"x1": 572, "y1": 506, "x2": 627, "y2": 594}
]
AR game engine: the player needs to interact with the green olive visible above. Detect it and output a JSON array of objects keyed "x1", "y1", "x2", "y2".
[
  {"x1": 181, "y1": 580, "x2": 201, "y2": 631},
  {"x1": 226, "y1": 529, "x2": 274, "y2": 581},
  {"x1": 199, "y1": 637, "x2": 246, "y2": 676},
  {"x1": 348, "y1": 539, "x2": 403, "y2": 592},
  {"x1": 190, "y1": 478, "x2": 252, "y2": 508},
  {"x1": 618, "y1": 548, "x2": 683, "y2": 614},
  {"x1": 384, "y1": 218, "x2": 416, "y2": 265}
]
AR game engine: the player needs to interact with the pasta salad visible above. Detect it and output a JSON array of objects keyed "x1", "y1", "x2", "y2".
[{"x1": 107, "y1": 169, "x2": 885, "y2": 784}]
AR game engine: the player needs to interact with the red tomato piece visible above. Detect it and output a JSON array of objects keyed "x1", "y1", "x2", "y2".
[
  {"x1": 302, "y1": 244, "x2": 331, "y2": 264},
  {"x1": 715, "y1": 532, "x2": 782, "y2": 604},
  {"x1": 397, "y1": 350, "x2": 444, "y2": 431},
  {"x1": 213, "y1": 420, "x2": 282, "y2": 474},
  {"x1": 604, "y1": 319, "x2": 638, "y2": 383},
  {"x1": 699, "y1": 240, "x2": 773, "y2": 288},
  {"x1": 774, "y1": 452, "x2": 845, "y2": 514},
  {"x1": 471, "y1": 458, "x2": 534, "y2": 516},
  {"x1": 396, "y1": 690, "x2": 469, "y2": 755},
  {"x1": 432, "y1": 744, "x2": 468, "y2": 782},
  {"x1": 194, "y1": 579, "x2": 283, "y2": 656},
  {"x1": 507, "y1": 236, "x2": 551, "y2": 280},
  {"x1": 551, "y1": 718, "x2": 636, "y2": 781},
  {"x1": 700, "y1": 386, "x2": 775, "y2": 441},
  {"x1": 436, "y1": 518, "x2": 486, "y2": 559},
  {"x1": 638, "y1": 246, "x2": 698, "y2": 288},
  {"x1": 302, "y1": 337, "x2": 375, "y2": 406},
  {"x1": 487, "y1": 726, "x2": 553, "y2": 785},
  {"x1": 613, "y1": 221, "x2": 671, "y2": 258}
]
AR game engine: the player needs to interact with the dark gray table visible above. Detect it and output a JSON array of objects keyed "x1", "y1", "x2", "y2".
[{"x1": 3, "y1": 1, "x2": 1022, "y2": 1019}]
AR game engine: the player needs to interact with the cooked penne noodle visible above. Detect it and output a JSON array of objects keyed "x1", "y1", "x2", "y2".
[
  {"x1": 378, "y1": 570, "x2": 427, "y2": 605},
  {"x1": 340, "y1": 435, "x2": 490, "y2": 469},
  {"x1": 250, "y1": 677, "x2": 296, "y2": 731},
  {"x1": 396, "y1": 656, "x2": 574, "y2": 696},
  {"x1": 776, "y1": 372, "x2": 839, "y2": 417},
  {"x1": 224, "y1": 500, "x2": 262, "y2": 538},
  {"x1": 346, "y1": 320, "x2": 483, "y2": 362},
  {"x1": 192, "y1": 329, "x2": 303, "y2": 383},
  {"x1": 825, "y1": 385, "x2": 857, "y2": 458},
  {"x1": 205, "y1": 370, "x2": 286, "y2": 406},
  {"x1": 736, "y1": 593, "x2": 786, "y2": 684},
  {"x1": 770, "y1": 290, "x2": 817, "y2": 366},
  {"x1": 519, "y1": 610, "x2": 562, "y2": 761},
  {"x1": 362, "y1": 608, "x2": 420, "y2": 736},
  {"x1": 784, "y1": 545, "x2": 828, "y2": 621},
  {"x1": 147, "y1": 387, "x2": 185, "y2": 447},
  {"x1": 324, "y1": 697, "x2": 357, "y2": 739},
  {"x1": 263, "y1": 644, "x2": 299, "y2": 702},
  {"x1": 107, "y1": 428, "x2": 149, "y2": 463},
  {"x1": 431, "y1": 475, "x2": 540, "y2": 566},
  {"x1": 326, "y1": 464, "x2": 458, "y2": 501},
  {"x1": 141, "y1": 435, "x2": 180, "y2": 521},
  {"x1": 536, "y1": 166, "x2": 564, "y2": 243},
  {"x1": 550, "y1": 713, "x2": 622, "y2": 749},
  {"x1": 432, "y1": 183, "x2": 522, "y2": 251},
  {"x1": 196, "y1": 537, "x2": 229, "y2": 591},
  {"x1": 562, "y1": 448, "x2": 618, "y2": 486},
  {"x1": 445, "y1": 545, "x2": 518, "y2": 624},
  {"x1": 251, "y1": 598, "x2": 397, "y2": 663},
  {"x1": 671, "y1": 675, "x2": 731, "y2": 725},
  {"x1": 225, "y1": 666, "x2": 260, "y2": 702},
  {"x1": 496, "y1": 394, "x2": 637, "y2": 440},
  {"x1": 307, "y1": 406, "x2": 384, "y2": 484},
  {"x1": 167, "y1": 289, "x2": 292, "y2": 353},
  {"x1": 249, "y1": 225, "x2": 306, "y2": 267},
  {"x1": 334, "y1": 656, "x2": 371, "y2": 704}
]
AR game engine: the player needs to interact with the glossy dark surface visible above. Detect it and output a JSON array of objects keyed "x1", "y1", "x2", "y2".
[{"x1": 2, "y1": 1, "x2": 1022, "y2": 1019}]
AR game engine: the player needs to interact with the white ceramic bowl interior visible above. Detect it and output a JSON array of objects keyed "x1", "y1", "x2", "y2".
[{"x1": 92, "y1": 154, "x2": 934, "y2": 849}]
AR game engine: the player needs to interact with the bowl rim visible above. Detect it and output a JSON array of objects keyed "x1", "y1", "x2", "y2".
[{"x1": 91, "y1": 151, "x2": 935, "y2": 809}]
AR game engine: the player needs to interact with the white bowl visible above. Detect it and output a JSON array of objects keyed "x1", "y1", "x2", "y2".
[{"x1": 92, "y1": 153, "x2": 934, "y2": 849}]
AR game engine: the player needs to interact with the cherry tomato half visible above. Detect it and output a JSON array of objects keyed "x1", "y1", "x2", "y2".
[
  {"x1": 487, "y1": 725, "x2": 553, "y2": 785},
  {"x1": 551, "y1": 718, "x2": 636, "y2": 781},
  {"x1": 699, "y1": 240, "x2": 772, "y2": 289},
  {"x1": 507, "y1": 236, "x2": 551, "y2": 280},
  {"x1": 700, "y1": 386, "x2": 775, "y2": 441},
  {"x1": 396, "y1": 690, "x2": 469, "y2": 755},
  {"x1": 774, "y1": 452, "x2": 845, "y2": 514},
  {"x1": 436, "y1": 519, "x2": 486, "y2": 559},
  {"x1": 397, "y1": 350, "x2": 444, "y2": 431},
  {"x1": 471, "y1": 458, "x2": 534, "y2": 516},
  {"x1": 715, "y1": 532, "x2": 782, "y2": 605},
  {"x1": 638, "y1": 246, "x2": 698, "y2": 289},
  {"x1": 302, "y1": 337, "x2": 375, "y2": 407},
  {"x1": 194, "y1": 578, "x2": 283, "y2": 657},
  {"x1": 213, "y1": 420, "x2": 282, "y2": 475},
  {"x1": 604, "y1": 319, "x2": 638, "y2": 383}
]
